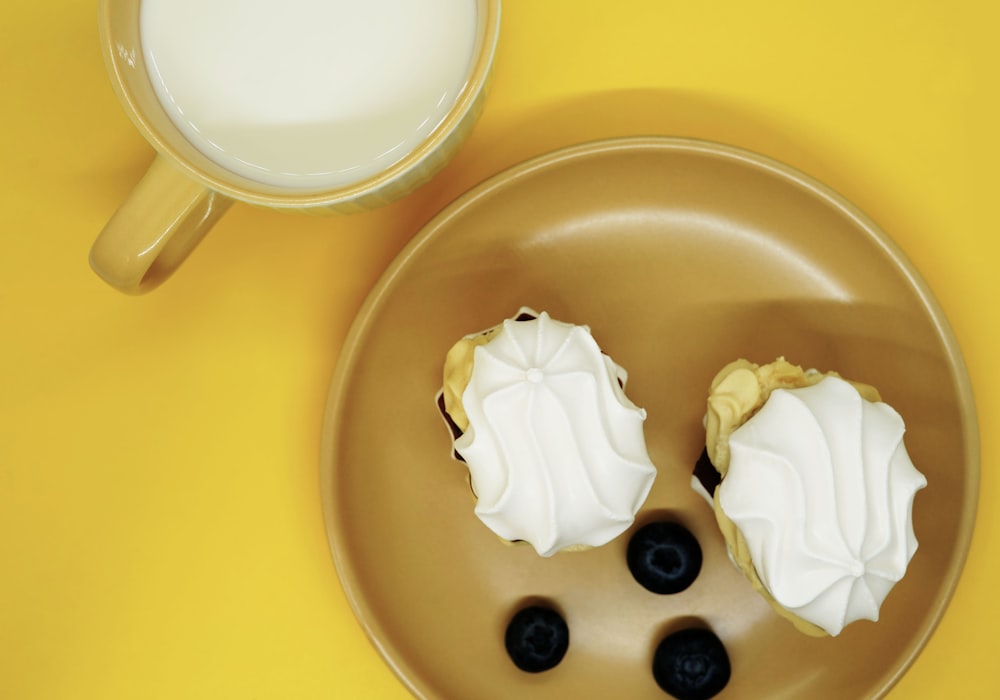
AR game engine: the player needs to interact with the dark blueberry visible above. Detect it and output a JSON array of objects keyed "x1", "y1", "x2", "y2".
[
  {"x1": 652, "y1": 627, "x2": 731, "y2": 700},
  {"x1": 504, "y1": 605, "x2": 569, "y2": 673},
  {"x1": 627, "y1": 521, "x2": 702, "y2": 594},
  {"x1": 692, "y1": 448, "x2": 721, "y2": 495}
]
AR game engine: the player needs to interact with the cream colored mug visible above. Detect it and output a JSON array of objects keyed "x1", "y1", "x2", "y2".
[{"x1": 92, "y1": 0, "x2": 501, "y2": 294}]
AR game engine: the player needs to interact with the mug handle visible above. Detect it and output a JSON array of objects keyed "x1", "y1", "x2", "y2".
[{"x1": 90, "y1": 155, "x2": 233, "y2": 294}]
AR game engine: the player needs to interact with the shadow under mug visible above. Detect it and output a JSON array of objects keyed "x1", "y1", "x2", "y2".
[{"x1": 91, "y1": 0, "x2": 501, "y2": 294}]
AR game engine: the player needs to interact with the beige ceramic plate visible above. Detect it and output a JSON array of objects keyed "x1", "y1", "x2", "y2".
[{"x1": 320, "y1": 137, "x2": 978, "y2": 699}]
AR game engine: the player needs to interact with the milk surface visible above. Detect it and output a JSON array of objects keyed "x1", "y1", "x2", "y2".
[{"x1": 140, "y1": 0, "x2": 478, "y2": 191}]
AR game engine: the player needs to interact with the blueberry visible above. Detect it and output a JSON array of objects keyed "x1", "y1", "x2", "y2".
[
  {"x1": 692, "y1": 448, "x2": 721, "y2": 495},
  {"x1": 627, "y1": 521, "x2": 702, "y2": 594},
  {"x1": 504, "y1": 605, "x2": 569, "y2": 673},
  {"x1": 652, "y1": 627, "x2": 731, "y2": 700}
]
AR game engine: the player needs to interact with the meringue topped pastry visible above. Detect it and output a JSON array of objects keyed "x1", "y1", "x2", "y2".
[
  {"x1": 702, "y1": 358, "x2": 927, "y2": 636},
  {"x1": 439, "y1": 309, "x2": 657, "y2": 557}
]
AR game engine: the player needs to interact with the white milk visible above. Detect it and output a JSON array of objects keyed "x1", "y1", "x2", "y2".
[{"x1": 140, "y1": 0, "x2": 478, "y2": 191}]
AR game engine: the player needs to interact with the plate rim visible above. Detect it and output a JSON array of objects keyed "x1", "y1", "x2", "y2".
[{"x1": 319, "y1": 135, "x2": 980, "y2": 700}]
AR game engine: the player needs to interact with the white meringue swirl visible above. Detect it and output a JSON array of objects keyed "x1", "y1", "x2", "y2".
[
  {"x1": 454, "y1": 311, "x2": 657, "y2": 557},
  {"x1": 719, "y1": 376, "x2": 927, "y2": 636}
]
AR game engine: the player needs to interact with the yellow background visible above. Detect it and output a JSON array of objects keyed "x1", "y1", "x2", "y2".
[{"x1": 2, "y1": 1, "x2": 997, "y2": 698}]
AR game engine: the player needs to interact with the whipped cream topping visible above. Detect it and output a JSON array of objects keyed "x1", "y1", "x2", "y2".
[
  {"x1": 719, "y1": 376, "x2": 926, "y2": 635},
  {"x1": 453, "y1": 311, "x2": 657, "y2": 557}
]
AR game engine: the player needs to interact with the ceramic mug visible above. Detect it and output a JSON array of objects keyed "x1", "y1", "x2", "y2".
[{"x1": 92, "y1": 0, "x2": 501, "y2": 294}]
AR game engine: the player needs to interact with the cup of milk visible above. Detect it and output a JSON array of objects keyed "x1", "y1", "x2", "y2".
[{"x1": 92, "y1": 0, "x2": 501, "y2": 294}]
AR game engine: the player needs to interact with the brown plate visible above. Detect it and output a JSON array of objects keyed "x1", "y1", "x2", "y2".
[{"x1": 320, "y1": 137, "x2": 979, "y2": 699}]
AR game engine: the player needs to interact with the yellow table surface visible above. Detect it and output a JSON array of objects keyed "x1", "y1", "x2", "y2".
[{"x1": 2, "y1": 2, "x2": 997, "y2": 698}]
